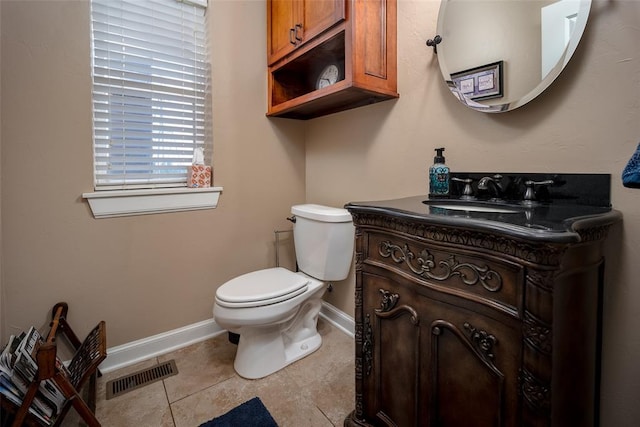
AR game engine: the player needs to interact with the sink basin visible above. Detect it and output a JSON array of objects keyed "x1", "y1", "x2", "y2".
[{"x1": 423, "y1": 200, "x2": 521, "y2": 214}]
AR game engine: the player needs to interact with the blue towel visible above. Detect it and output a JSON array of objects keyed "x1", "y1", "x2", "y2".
[{"x1": 622, "y1": 142, "x2": 640, "y2": 188}]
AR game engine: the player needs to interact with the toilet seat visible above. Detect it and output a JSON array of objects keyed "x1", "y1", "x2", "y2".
[{"x1": 215, "y1": 267, "x2": 310, "y2": 308}]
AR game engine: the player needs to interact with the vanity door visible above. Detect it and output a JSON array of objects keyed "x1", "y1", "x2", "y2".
[
  {"x1": 420, "y1": 296, "x2": 523, "y2": 427},
  {"x1": 361, "y1": 271, "x2": 423, "y2": 426},
  {"x1": 361, "y1": 270, "x2": 523, "y2": 427}
]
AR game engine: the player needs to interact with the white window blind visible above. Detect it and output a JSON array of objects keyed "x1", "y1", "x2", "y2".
[{"x1": 90, "y1": 0, "x2": 209, "y2": 190}]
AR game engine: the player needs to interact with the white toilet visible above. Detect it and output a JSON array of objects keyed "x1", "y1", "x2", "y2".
[{"x1": 212, "y1": 204, "x2": 355, "y2": 379}]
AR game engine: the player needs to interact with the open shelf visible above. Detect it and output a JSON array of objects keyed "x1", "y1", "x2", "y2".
[{"x1": 270, "y1": 32, "x2": 346, "y2": 107}]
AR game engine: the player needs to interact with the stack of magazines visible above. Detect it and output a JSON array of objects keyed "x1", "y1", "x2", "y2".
[{"x1": 0, "y1": 327, "x2": 68, "y2": 426}]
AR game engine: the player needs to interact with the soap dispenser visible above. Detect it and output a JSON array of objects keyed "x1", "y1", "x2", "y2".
[{"x1": 429, "y1": 147, "x2": 450, "y2": 197}]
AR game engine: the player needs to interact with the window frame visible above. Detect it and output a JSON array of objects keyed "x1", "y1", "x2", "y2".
[{"x1": 84, "y1": 0, "x2": 221, "y2": 218}]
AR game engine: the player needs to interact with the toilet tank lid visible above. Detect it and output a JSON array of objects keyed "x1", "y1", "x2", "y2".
[{"x1": 291, "y1": 204, "x2": 352, "y2": 223}]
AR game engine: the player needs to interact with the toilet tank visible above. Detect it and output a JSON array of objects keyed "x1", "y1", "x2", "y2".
[{"x1": 291, "y1": 204, "x2": 355, "y2": 281}]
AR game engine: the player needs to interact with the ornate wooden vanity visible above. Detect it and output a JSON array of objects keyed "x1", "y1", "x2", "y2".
[{"x1": 344, "y1": 192, "x2": 621, "y2": 427}]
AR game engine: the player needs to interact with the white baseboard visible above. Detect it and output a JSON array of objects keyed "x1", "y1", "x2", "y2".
[
  {"x1": 319, "y1": 301, "x2": 355, "y2": 337},
  {"x1": 99, "y1": 301, "x2": 354, "y2": 374},
  {"x1": 98, "y1": 318, "x2": 226, "y2": 374}
]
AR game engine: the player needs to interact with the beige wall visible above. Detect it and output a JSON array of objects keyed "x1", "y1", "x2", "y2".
[
  {"x1": 307, "y1": 1, "x2": 640, "y2": 425},
  {"x1": 1, "y1": 0, "x2": 639, "y2": 425},
  {"x1": 0, "y1": 0, "x2": 304, "y2": 344}
]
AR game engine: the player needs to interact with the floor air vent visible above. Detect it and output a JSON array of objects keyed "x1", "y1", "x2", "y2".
[{"x1": 106, "y1": 359, "x2": 178, "y2": 400}]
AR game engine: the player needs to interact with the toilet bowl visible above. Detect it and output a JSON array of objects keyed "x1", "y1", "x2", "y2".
[
  {"x1": 212, "y1": 204, "x2": 354, "y2": 379},
  {"x1": 214, "y1": 268, "x2": 325, "y2": 379}
]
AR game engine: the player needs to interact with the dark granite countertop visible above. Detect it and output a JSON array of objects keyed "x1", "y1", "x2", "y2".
[{"x1": 345, "y1": 195, "x2": 622, "y2": 244}]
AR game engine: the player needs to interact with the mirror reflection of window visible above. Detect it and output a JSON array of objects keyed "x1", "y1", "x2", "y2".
[{"x1": 541, "y1": 0, "x2": 581, "y2": 79}]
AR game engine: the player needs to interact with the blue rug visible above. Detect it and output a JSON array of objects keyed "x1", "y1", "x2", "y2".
[{"x1": 199, "y1": 397, "x2": 278, "y2": 427}]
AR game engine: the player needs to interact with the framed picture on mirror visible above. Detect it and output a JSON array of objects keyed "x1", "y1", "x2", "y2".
[{"x1": 450, "y1": 61, "x2": 504, "y2": 101}]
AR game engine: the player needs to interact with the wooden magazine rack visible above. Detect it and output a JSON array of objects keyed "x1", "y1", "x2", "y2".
[{"x1": 0, "y1": 302, "x2": 107, "y2": 427}]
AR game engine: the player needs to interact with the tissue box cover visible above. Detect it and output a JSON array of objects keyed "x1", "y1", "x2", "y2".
[{"x1": 188, "y1": 165, "x2": 212, "y2": 188}]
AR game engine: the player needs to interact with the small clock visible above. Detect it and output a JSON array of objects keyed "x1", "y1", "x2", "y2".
[{"x1": 315, "y1": 64, "x2": 341, "y2": 90}]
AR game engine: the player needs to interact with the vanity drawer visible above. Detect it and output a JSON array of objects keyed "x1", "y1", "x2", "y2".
[{"x1": 364, "y1": 232, "x2": 523, "y2": 317}]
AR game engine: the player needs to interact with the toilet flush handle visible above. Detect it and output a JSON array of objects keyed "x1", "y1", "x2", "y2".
[{"x1": 286, "y1": 215, "x2": 296, "y2": 223}]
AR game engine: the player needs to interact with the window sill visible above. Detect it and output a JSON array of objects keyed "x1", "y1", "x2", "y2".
[{"x1": 82, "y1": 187, "x2": 223, "y2": 219}]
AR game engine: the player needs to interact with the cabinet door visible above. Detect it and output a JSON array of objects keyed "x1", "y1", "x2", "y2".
[
  {"x1": 299, "y1": 0, "x2": 345, "y2": 46},
  {"x1": 267, "y1": 0, "x2": 345, "y2": 66},
  {"x1": 267, "y1": 0, "x2": 298, "y2": 65},
  {"x1": 423, "y1": 300, "x2": 522, "y2": 427},
  {"x1": 362, "y1": 272, "x2": 423, "y2": 427}
]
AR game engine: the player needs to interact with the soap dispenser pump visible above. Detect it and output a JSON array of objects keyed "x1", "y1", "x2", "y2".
[{"x1": 429, "y1": 147, "x2": 450, "y2": 197}]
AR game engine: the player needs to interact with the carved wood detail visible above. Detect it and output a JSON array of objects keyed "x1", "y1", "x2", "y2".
[
  {"x1": 464, "y1": 322, "x2": 498, "y2": 361},
  {"x1": 354, "y1": 226, "x2": 363, "y2": 272},
  {"x1": 351, "y1": 212, "x2": 567, "y2": 266},
  {"x1": 432, "y1": 320, "x2": 503, "y2": 374},
  {"x1": 431, "y1": 320, "x2": 505, "y2": 426},
  {"x1": 526, "y1": 269, "x2": 556, "y2": 292},
  {"x1": 519, "y1": 368, "x2": 551, "y2": 412},
  {"x1": 377, "y1": 288, "x2": 398, "y2": 312},
  {"x1": 363, "y1": 314, "x2": 373, "y2": 377},
  {"x1": 379, "y1": 240, "x2": 503, "y2": 291},
  {"x1": 375, "y1": 304, "x2": 419, "y2": 324},
  {"x1": 523, "y1": 311, "x2": 552, "y2": 355}
]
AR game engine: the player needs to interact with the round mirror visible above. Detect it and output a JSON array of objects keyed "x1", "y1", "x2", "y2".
[{"x1": 434, "y1": 0, "x2": 591, "y2": 112}]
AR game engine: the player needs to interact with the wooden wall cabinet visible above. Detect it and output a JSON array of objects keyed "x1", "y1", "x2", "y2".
[
  {"x1": 267, "y1": 0, "x2": 346, "y2": 66},
  {"x1": 344, "y1": 207, "x2": 618, "y2": 427},
  {"x1": 267, "y1": 0, "x2": 398, "y2": 120}
]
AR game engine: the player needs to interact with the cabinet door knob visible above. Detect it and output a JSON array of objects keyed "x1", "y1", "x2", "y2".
[
  {"x1": 294, "y1": 24, "x2": 303, "y2": 42},
  {"x1": 289, "y1": 28, "x2": 296, "y2": 45}
]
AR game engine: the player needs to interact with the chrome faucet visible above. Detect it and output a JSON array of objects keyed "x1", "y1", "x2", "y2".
[{"x1": 477, "y1": 174, "x2": 504, "y2": 200}]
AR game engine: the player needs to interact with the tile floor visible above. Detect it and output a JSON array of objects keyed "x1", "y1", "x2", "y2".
[{"x1": 63, "y1": 319, "x2": 355, "y2": 427}]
